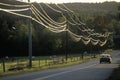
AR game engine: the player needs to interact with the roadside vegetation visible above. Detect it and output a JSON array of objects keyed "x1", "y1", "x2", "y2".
[
  {"x1": 0, "y1": 0, "x2": 120, "y2": 78},
  {"x1": 0, "y1": 49, "x2": 112, "y2": 77},
  {"x1": 0, "y1": 53, "x2": 100, "y2": 77},
  {"x1": 0, "y1": 1, "x2": 120, "y2": 58}
]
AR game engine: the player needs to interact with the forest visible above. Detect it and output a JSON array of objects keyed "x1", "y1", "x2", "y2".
[{"x1": 0, "y1": 0, "x2": 120, "y2": 57}]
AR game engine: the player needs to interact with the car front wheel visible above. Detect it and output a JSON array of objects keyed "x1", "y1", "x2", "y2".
[{"x1": 109, "y1": 61, "x2": 111, "y2": 64}]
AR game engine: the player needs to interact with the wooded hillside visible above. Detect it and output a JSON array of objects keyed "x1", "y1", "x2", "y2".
[{"x1": 0, "y1": 0, "x2": 120, "y2": 57}]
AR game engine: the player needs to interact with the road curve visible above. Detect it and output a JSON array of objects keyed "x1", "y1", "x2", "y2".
[{"x1": 1, "y1": 50, "x2": 120, "y2": 80}]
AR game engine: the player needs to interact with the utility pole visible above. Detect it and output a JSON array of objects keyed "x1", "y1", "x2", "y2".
[
  {"x1": 65, "y1": 20, "x2": 68, "y2": 62},
  {"x1": 2, "y1": 58, "x2": 5, "y2": 72},
  {"x1": 28, "y1": 0, "x2": 32, "y2": 68},
  {"x1": 118, "y1": 6, "x2": 120, "y2": 21}
]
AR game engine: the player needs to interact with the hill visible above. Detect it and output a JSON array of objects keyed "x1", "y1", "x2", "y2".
[
  {"x1": 64, "y1": 1, "x2": 119, "y2": 16},
  {"x1": 0, "y1": 0, "x2": 120, "y2": 57}
]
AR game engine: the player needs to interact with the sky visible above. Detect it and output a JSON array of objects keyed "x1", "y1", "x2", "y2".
[{"x1": 19, "y1": 0, "x2": 120, "y2": 3}]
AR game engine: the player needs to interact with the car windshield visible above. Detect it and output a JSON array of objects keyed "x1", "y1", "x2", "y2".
[{"x1": 101, "y1": 54, "x2": 111, "y2": 58}]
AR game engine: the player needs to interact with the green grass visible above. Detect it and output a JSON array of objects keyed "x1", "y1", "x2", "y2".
[
  {"x1": 2, "y1": 49, "x2": 113, "y2": 77},
  {"x1": 0, "y1": 49, "x2": 113, "y2": 77},
  {"x1": 0, "y1": 54, "x2": 98, "y2": 77}
]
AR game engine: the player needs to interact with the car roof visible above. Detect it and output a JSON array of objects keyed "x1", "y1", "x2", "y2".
[{"x1": 101, "y1": 54, "x2": 111, "y2": 57}]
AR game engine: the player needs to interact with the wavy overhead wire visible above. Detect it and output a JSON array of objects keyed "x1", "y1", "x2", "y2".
[
  {"x1": 0, "y1": 8, "x2": 30, "y2": 18},
  {"x1": 67, "y1": 20, "x2": 78, "y2": 25},
  {"x1": 0, "y1": 8, "x2": 29, "y2": 12},
  {"x1": 0, "y1": 2, "x2": 29, "y2": 7},
  {"x1": 38, "y1": 3, "x2": 66, "y2": 25},
  {"x1": 32, "y1": 4, "x2": 66, "y2": 29},
  {"x1": 55, "y1": 4, "x2": 96, "y2": 39},
  {"x1": 81, "y1": 37, "x2": 91, "y2": 45},
  {"x1": 45, "y1": 3, "x2": 62, "y2": 13},
  {"x1": 0, "y1": 2, "x2": 109, "y2": 46},
  {"x1": 39, "y1": 3, "x2": 109, "y2": 46},
  {"x1": 68, "y1": 27, "x2": 108, "y2": 46},
  {"x1": 0, "y1": 2, "x2": 67, "y2": 33},
  {"x1": 61, "y1": 4, "x2": 74, "y2": 13},
  {"x1": 55, "y1": 4, "x2": 69, "y2": 12},
  {"x1": 55, "y1": 4, "x2": 82, "y2": 25},
  {"x1": 44, "y1": 3, "x2": 67, "y2": 24},
  {"x1": 44, "y1": 3, "x2": 79, "y2": 26},
  {"x1": 67, "y1": 30, "x2": 82, "y2": 38},
  {"x1": 55, "y1": 4, "x2": 93, "y2": 42},
  {"x1": 0, "y1": 7, "x2": 66, "y2": 33},
  {"x1": 68, "y1": 29, "x2": 83, "y2": 42},
  {"x1": 31, "y1": 6, "x2": 67, "y2": 31},
  {"x1": 56, "y1": 4, "x2": 108, "y2": 46},
  {"x1": 62, "y1": 3, "x2": 86, "y2": 25},
  {"x1": 99, "y1": 40, "x2": 107, "y2": 46},
  {"x1": 31, "y1": 6, "x2": 67, "y2": 33},
  {"x1": 61, "y1": 3, "x2": 99, "y2": 36},
  {"x1": 90, "y1": 38, "x2": 99, "y2": 46}
]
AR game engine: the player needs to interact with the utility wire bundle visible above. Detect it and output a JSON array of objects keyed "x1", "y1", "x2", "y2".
[{"x1": 0, "y1": 1, "x2": 112, "y2": 46}]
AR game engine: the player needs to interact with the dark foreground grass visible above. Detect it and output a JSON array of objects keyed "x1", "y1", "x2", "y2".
[{"x1": 106, "y1": 65, "x2": 120, "y2": 80}]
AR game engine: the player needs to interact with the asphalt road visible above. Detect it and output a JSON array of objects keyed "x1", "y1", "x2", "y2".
[{"x1": 1, "y1": 50, "x2": 120, "y2": 80}]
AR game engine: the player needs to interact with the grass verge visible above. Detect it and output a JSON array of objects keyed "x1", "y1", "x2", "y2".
[
  {"x1": 1, "y1": 49, "x2": 112, "y2": 77},
  {"x1": 0, "y1": 56, "x2": 98, "y2": 77}
]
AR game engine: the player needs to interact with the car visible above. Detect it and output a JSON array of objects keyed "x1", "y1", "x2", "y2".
[{"x1": 100, "y1": 54, "x2": 112, "y2": 64}]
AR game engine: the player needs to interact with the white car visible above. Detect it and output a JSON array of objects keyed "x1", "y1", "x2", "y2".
[{"x1": 100, "y1": 54, "x2": 112, "y2": 64}]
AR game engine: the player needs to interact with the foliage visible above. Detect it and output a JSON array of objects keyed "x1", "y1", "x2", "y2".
[{"x1": 0, "y1": 1, "x2": 120, "y2": 57}]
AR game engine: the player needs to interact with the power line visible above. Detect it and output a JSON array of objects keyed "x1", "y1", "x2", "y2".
[
  {"x1": 0, "y1": 2, "x2": 29, "y2": 7},
  {"x1": 0, "y1": 2, "x2": 110, "y2": 46}
]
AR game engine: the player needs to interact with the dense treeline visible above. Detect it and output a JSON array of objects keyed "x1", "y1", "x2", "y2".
[{"x1": 0, "y1": 0, "x2": 120, "y2": 57}]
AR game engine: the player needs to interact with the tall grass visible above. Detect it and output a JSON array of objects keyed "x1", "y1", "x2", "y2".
[{"x1": 0, "y1": 49, "x2": 114, "y2": 77}]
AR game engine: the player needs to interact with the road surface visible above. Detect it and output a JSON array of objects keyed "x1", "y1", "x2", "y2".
[{"x1": 0, "y1": 50, "x2": 120, "y2": 80}]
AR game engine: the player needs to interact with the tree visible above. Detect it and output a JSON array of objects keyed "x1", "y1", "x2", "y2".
[{"x1": 118, "y1": 5, "x2": 120, "y2": 21}]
